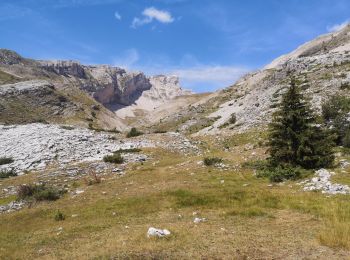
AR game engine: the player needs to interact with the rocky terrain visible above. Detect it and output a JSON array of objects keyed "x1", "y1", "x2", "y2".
[
  {"x1": 0, "y1": 123, "x2": 199, "y2": 175},
  {"x1": 0, "y1": 49, "x2": 192, "y2": 130}
]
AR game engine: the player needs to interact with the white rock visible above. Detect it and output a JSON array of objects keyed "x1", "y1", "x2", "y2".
[
  {"x1": 193, "y1": 217, "x2": 206, "y2": 224},
  {"x1": 147, "y1": 227, "x2": 171, "y2": 238}
]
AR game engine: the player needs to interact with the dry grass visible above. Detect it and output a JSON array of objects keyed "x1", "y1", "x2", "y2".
[{"x1": 0, "y1": 133, "x2": 350, "y2": 259}]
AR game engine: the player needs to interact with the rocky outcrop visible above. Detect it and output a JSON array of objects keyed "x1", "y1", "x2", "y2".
[
  {"x1": 0, "y1": 124, "x2": 199, "y2": 174},
  {"x1": 0, "y1": 49, "x2": 28, "y2": 65},
  {"x1": 0, "y1": 80, "x2": 54, "y2": 96},
  {"x1": 39, "y1": 60, "x2": 87, "y2": 78},
  {"x1": 300, "y1": 169, "x2": 350, "y2": 195}
]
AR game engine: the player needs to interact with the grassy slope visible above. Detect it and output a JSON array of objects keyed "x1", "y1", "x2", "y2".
[
  {"x1": 0, "y1": 131, "x2": 349, "y2": 259},
  {"x1": 0, "y1": 70, "x2": 22, "y2": 85}
]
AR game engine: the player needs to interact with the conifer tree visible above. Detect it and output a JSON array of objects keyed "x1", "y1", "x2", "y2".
[{"x1": 268, "y1": 77, "x2": 335, "y2": 169}]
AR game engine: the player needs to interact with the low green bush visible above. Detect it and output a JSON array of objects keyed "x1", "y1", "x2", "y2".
[
  {"x1": 103, "y1": 153, "x2": 124, "y2": 164},
  {"x1": 257, "y1": 165, "x2": 303, "y2": 183},
  {"x1": 203, "y1": 157, "x2": 223, "y2": 166},
  {"x1": 126, "y1": 127, "x2": 143, "y2": 138},
  {"x1": 0, "y1": 169, "x2": 17, "y2": 179},
  {"x1": 17, "y1": 184, "x2": 64, "y2": 201},
  {"x1": 113, "y1": 148, "x2": 141, "y2": 154},
  {"x1": 54, "y1": 210, "x2": 65, "y2": 221},
  {"x1": 0, "y1": 157, "x2": 14, "y2": 165}
]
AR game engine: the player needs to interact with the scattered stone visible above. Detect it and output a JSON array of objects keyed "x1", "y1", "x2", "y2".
[
  {"x1": 147, "y1": 227, "x2": 171, "y2": 238},
  {"x1": 0, "y1": 200, "x2": 26, "y2": 214},
  {"x1": 302, "y1": 169, "x2": 350, "y2": 195},
  {"x1": 193, "y1": 217, "x2": 206, "y2": 224},
  {"x1": 75, "y1": 189, "x2": 85, "y2": 195}
]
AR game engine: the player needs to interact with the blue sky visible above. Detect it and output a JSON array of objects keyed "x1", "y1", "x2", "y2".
[{"x1": 0, "y1": 0, "x2": 349, "y2": 92}]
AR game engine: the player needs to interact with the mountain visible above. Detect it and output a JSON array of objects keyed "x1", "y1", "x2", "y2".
[
  {"x1": 0, "y1": 50, "x2": 192, "y2": 130},
  {"x1": 152, "y1": 24, "x2": 350, "y2": 135},
  {"x1": 1, "y1": 25, "x2": 350, "y2": 133}
]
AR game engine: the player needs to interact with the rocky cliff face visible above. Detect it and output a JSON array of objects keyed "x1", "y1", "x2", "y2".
[{"x1": 29, "y1": 56, "x2": 190, "y2": 108}]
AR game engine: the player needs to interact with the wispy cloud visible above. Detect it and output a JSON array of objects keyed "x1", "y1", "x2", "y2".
[
  {"x1": 131, "y1": 7, "x2": 174, "y2": 28},
  {"x1": 0, "y1": 3, "x2": 32, "y2": 21},
  {"x1": 114, "y1": 11, "x2": 122, "y2": 20},
  {"x1": 327, "y1": 20, "x2": 349, "y2": 32},
  {"x1": 113, "y1": 49, "x2": 140, "y2": 69}
]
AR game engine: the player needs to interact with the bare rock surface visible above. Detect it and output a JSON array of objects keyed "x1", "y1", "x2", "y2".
[
  {"x1": 0, "y1": 124, "x2": 199, "y2": 175},
  {"x1": 301, "y1": 169, "x2": 350, "y2": 195},
  {"x1": 0, "y1": 123, "x2": 154, "y2": 174}
]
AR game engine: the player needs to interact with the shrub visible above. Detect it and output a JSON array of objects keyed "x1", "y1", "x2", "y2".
[
  {"x1": 126, "y1": 127, "x2": 143, "y2": 138},
  {"x1": 34, "y1": 188, "x2": 61, "y2": 201},
  {"x1": 113, "y1": 148, "x2": 141, "y2": 154},
  {"x1": 229, "y1": 113, "x2": 237, "y2": 124},
  {"x1": 154, "y1": 129, "x2": 167, "y2": 133},
  {"x1": 0, "y1": 169, "x2": 17, "y2": 179},
  {"x1": 17, "y1": 184, "x2": 64, "y2": 201},
  {"x1": 103, "y1": 153, "x2": 124, "y2": 164},
  {"x1": 257, "y1": 165, "x2": 303, "y2": 183},
  {"x1": 85, "y1": 172, "x2": 101, "y2": 186},
  {"x1": 0, "y1": 157, "x2": 14, "y2": 165},
  {"x1": 203, "y1": 157, "x2": 223, "y2": 166},
  {"x1": 58, "y1": 95, "x2": 68, "y2": 103},
  {"x1": 54, "y1": 210, "x2": 65, "y2": 221},
  {"x1": 60, "y1": 125, "x2": 74, "y2": 130}
]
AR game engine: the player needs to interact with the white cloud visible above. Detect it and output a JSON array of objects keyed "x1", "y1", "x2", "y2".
[
  {"x1": 113, "y1": 49, "x2": 139, "y2": 69},
  {"x1": 327, "y1": 20, "x2": 349, "y2": 32},
  {"x1": 131, "y1": 7, "x2": 174, "y2": 28},
  {"x1": 114, "y1": 11, "x2": 121, "y2": 20}
]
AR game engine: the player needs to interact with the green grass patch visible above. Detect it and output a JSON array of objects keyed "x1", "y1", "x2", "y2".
[{"x1": 166, "y1": 189, "x2": 219, "y2": 208}]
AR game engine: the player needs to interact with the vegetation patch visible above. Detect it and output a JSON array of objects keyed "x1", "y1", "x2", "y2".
[
  {"x1": 166, "y1": 189, "x2": 219, "y2": 208},
  {"x1": 0, "y1": 157, "x2": 14, "y2": 165},
  {"x1": 126, "y1": 127, "x2": 143, "y2": 138},
  {"x1": 103, "y1": 153, "x2": 124, "y2": 164},
  {"x1": 0, "y1": 169, "x2": 17, "y2": 179},
  {"x1": 113, "y1": 148, "x2": 141, "y2": 154},
  {"x1": 203, "y1": 157, "x2": 223, "y2": 166},
  {"x1": 17, "y1": 184, "x2": 65, "y2": 201},
  {"x1": 54, "y1": 210, "x2": 66, "y2": 221}
]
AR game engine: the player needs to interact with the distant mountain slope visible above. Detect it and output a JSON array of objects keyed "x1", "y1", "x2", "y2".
[
  {"x1": 154, "y1": 24, "x2": 350, "y2": 135},
  {"x1": 0, "y1": 49, "x2": 192, "y2": 129}
]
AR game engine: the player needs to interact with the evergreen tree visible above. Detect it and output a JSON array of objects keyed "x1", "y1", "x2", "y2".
[{"x1": 268, "y1": 77, "x2": 335, "y2": 169}]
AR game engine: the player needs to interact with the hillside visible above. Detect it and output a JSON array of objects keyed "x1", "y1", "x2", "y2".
[
  {"x1": 151, "y1": 24, "x2": 350, "y2": 135},
  {"x1": 0, "y1": 50, "x2": 193, "y2": 130}
]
